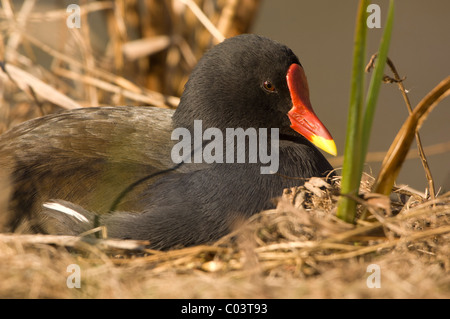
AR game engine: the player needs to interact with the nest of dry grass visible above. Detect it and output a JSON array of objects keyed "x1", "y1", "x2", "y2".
[{"x1": 1, "y1": 176, "x2": 448, "y2": 298}]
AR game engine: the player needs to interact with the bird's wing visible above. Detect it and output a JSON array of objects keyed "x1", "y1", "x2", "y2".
[{"x1": 0, "y1": 106, "x2": 178, "y2": 231}]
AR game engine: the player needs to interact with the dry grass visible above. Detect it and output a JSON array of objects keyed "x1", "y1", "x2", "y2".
[
  {"x1": 0, "y1": 0, "x2": 260, "y2": 133},
  {"x1": 0, "y1": 1, "x2": 449, "y2": 299},
  {"x1": 1, "y1": 177, "x2": 449, "y2": 298}
]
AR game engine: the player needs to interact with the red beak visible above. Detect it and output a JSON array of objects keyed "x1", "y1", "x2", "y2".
[{"x1": 286, "y1": 64, "x2": 337, "y2": 156}]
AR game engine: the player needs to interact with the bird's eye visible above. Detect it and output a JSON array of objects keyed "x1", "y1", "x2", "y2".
[{"x1": 262, "y1": 80, "x2": 276, "y2": 93}]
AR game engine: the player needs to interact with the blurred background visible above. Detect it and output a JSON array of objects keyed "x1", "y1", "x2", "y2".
[
  {"x1": 0, "y1": 0, "x2": 449, "y2": 193},
  {"x1": 254, "y1": 0, "x2": 450, "y2": 194}
]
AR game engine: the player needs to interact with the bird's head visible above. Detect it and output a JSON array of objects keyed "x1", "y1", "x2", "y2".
[{"x1": 174, "y1": 34, "x2": 336, "y2": 156}]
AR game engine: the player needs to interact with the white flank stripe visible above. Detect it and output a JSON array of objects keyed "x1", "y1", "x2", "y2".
[{"x1": 43, "y1": 202, "x2": 89, "y2": 223}]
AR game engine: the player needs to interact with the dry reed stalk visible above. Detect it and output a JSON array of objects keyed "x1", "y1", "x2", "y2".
[
  {"x1": 0, "y1": 0, "x2": 261, "y2": 131},
  {"x1": 0, "y1": 233, "x2": 149, "y2": 252},
  {"x1": 374, "y1": 76, "x2": 450, "y2": 195},
  {"x1": 0, "y1": 63, "x2": 82, "y2": 109},
  {"x1": 53, "y1": 66, "x2": 179, "y2": 107},
  {"x1": 1, "y1": 2, "x2": 115, "y2": 22}
]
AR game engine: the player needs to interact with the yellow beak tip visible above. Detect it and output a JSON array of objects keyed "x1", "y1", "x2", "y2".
[{"x1": 310, "y1": 135, "x2": 337, "y2": 156}]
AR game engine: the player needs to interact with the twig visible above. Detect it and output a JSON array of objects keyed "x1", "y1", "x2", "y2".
[
  {"x1": 314, "y1": 225, "x2": 450, "y2": 261},
  {"x1": 0, "y1": 233, "x2": 150, "y2": 252},
  {"x1": 4, "y1": 0, "x2": 36, "y2": 62},
  {"x1": 386, "y1": 58, "x2": 436, "y2": 202},
  {"x1": 0, "y1": 63, "x2": 82, "y2": 109},
  {"x1": 53, "y1": 66, "x2": 180, "y2": 107},
  {"x1": 366, "y1": 54, "x2": 437, "y2": 201},
  {"x1": 373, "y1": 76, "x2": 450, "y2": 195},
  {"x1": 178, "y1": 0, "x2": 225, "y2": 43},
  {"x1": 255, "y1": 241, "x2": 359, "y2": 253},
  {"x1": 122, "y1": 36, "x2": 172, "y2": 61},
  {"x1": 18, "y1": 31, "x2": 141, "y2": 94},
  {"x1": 0, "y1": 2, "x2": 114, "y2": 22},
  {"x1": 217, "y1": 0, "x2": 239, "y2": 38},
  {"x1": 70, "y1": 22, "x2": 98, "y2": 106}
]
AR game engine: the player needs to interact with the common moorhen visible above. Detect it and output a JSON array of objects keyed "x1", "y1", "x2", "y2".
[{"x1": 0, "y1": 34, "x2": 336, "y2": 250}]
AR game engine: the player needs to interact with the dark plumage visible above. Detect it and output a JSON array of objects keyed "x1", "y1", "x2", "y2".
[{"x1": 0, "y1": 34, "x2": 335, "y2": 250}]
